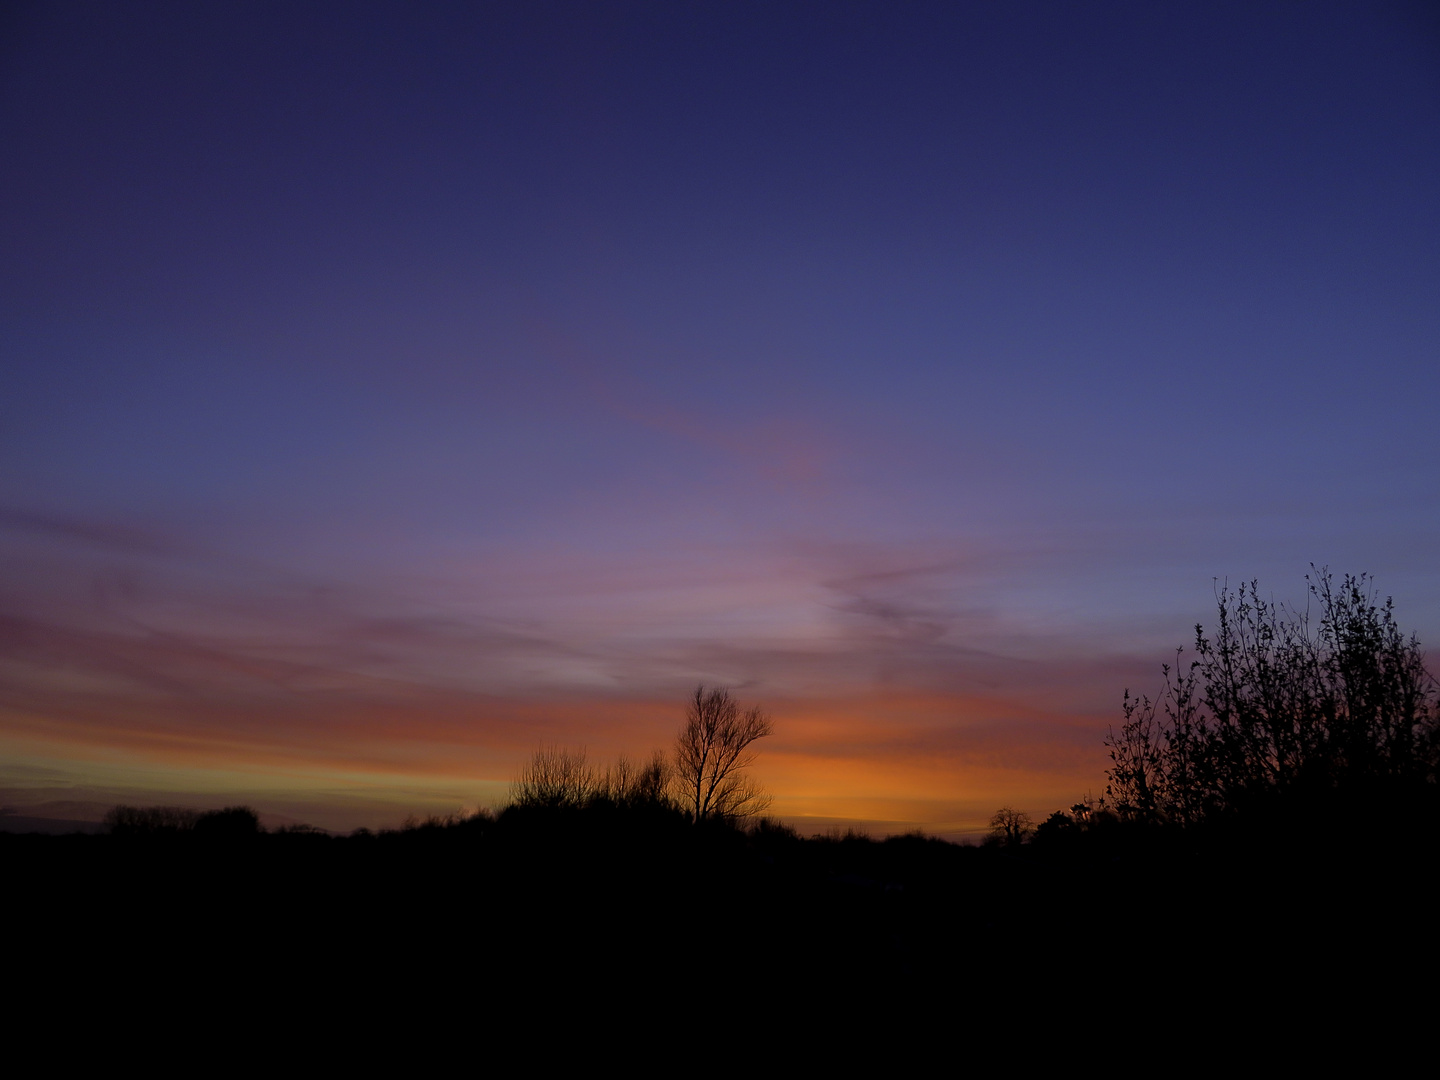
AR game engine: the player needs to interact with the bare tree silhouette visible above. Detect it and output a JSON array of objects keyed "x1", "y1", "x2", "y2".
[
  {"x1": 512, "y1": 746, "x2": 675, "y2": 811},
  {"x1": 674, "y1": 686, "x2": 774, "y2": 823},
  {"x1": 988, "y1": 806, "x2": 1034, "y2": 846}
]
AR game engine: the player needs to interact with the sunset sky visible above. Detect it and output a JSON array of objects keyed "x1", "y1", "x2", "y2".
[{"x1": 3, "y1": 2, "x2": 1438, "y2": 837}]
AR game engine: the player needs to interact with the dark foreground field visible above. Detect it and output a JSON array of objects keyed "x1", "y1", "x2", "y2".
[{"x1": 9, "y1": 803, "x2": 1437, "y2": 1037}]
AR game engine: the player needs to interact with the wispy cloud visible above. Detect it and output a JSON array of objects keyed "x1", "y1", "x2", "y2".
[{"x1": 0, "y1": 505, "x2": 186, "y2": 557}]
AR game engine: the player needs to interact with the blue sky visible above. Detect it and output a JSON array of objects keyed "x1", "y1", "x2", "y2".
[{"x1": 2, "y1": 2, "x2": 1437, "y2": 834}]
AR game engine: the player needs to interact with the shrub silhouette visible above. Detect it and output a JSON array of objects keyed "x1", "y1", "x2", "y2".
[
  {"x1": 1106, "y1": 568, "x2": 1439, "y2": 825},
  {"x1": 194, "y1": 806, "x2": 262, "y2": 837},
  {"x1": 512, "y1": 746, "x2": 676, "y2": 814},
  {"x1": 512, "y1": 745, "x2": 598, "y2": 808},
  {"x1": 104, "y1": 805, "x2": 202, "y2": 835},
  {"x1": 103, "y1": 804, "x2": 263, "y2": 838},
  {"x1": 595, "y1": 751, "x2": 672, "y2": 810}
]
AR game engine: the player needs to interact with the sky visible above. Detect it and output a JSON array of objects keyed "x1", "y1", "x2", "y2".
[{"x1": 2, "y1": 1, "x2": 1437, "y2": 837}]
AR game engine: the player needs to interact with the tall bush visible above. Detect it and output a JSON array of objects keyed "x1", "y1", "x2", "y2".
[{"x1": 1106, "y1": 569, "x2": 1438, "y2": 824}]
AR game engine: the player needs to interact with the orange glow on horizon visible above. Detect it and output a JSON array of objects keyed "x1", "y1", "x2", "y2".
[{"x1": 0, "y1": 684, "x2": 1111, "y2": 838}]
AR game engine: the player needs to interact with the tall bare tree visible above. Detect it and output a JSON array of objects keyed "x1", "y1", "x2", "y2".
[{"x1": 674, "y1": 685, "x2": 774, "y2": 822}]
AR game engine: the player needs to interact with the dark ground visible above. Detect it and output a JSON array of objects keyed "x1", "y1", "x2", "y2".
[{"x1": 9, "y1": 804, "x2": 1435, "y2": 1030}]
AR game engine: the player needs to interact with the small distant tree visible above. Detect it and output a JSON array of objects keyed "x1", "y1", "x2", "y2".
[
  {"x1": 674, "y1": 686, "x2": 774, "y2": 823},
  {"x1": 988, "y1": 806, "x2": 1034, "y2": 846}
]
